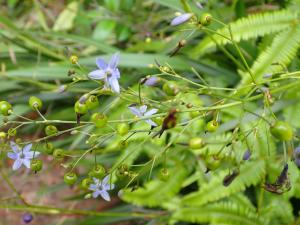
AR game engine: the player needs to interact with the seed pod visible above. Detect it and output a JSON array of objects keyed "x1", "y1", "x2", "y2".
[
  {"x1": 270, "y1": 121, "x2": 293, "y2": 141},
  {"x1": 29, "y1": 96, "x2": 42, "y2": 110},
  {"x1": 200, "y1": 13, "x2": 212, "y2": 26},
  {"x1": 69, "y1": 55, "x2": 78, "y2": 64},
  {"x1": 0, "y1": 101, "x2": 12, "y2": 116},
  {"x1": 45, "y1": 125, "x2": 58, "y2": 136},
  {"x1": 30, "y1": 159, "x2": 43, "y2": 172},
  {"x1": 64, "y1": 172, "x2": 78, "y2": 185}
]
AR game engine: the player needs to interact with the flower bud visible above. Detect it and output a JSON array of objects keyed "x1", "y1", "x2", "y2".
[{"x1": 171, "y1": 13, "x2": 193, "y2": 26}]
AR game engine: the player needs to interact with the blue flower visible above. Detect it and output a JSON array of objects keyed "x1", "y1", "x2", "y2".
[
  {"x1": 89, "y1": 175, "x2": 115, "y2": 201},
  {"x1": 7, "y1": 142, "x2": 39, "y2": 170},
  {"x1": 144, "y1": 77, "x2": 158, "y2": 86},
  {"x1": 88, "y1": 53, "x2": 121, "y2": 93},
  {"x1": 128, "y1": 105, "x2": 158, "y2": 127},
  {"x1": 171, "y1": 13, "x2": 193, "y2": 26}
]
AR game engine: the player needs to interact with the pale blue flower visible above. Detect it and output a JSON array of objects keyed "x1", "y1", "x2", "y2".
[
  {"x1": 144, "y1": 77, "x2": 158, "y2": 86},
  {"x1": 171, "y1": 13, "x2": 193, "y2": 26},
  {"x1": 128, "y1": 105, "x2": 158, "y2": 127},
  {"x1": 89, "y1": 175, "x2": 115, "y2": 201},
  {"x1": 7, "y1": 141, "x2": 39, "y2": 170},
  {"x1": 88, "y1": 53, "x2": 121, "y2": 93}
]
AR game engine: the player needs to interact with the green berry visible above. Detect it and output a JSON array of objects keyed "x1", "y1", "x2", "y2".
[
  {"x1": 86, "y1": 95, "x2": 99, "y2": 110},
  {"x1": 189, "y1": 137, "x2": 203, "y2": 149},
  {"x1": 44, "y1": 142, "x2": 54, "y2": 154},
  {"x1": 0, "y1": 101, "x2": 12, "y2": 116},
  {"x1": 81, "y1": 178, "x2": 92, "y2": 190},
  {"x1": 162, "y1": 82, "x2": 179, "y2": 96},
  {"x1": 0, "y1": 132, "x2": 6, "y2": 140},
  {"x1": 30, "y1": 159, "x2": 43, "y2": 172},
  {"x1": 45, "y1": 125, "x2": 58, "y2": 136},
  {"x1": 117, "y1": 123, "x2": 130, "y2": 136},
  {"x1": 53, "y1": 149, "x2": 64, "y2": 159},
  {"x1": 158, "y1": 168, "x2": 170, "y2": 181},
  {"x1": 91, "y1": 113, "x2": 108, "y2": 128},
  {"x1": 89, "y1": 164, "x2": 106, "y2": 179},
  {"x1": 200, "y1": 13, "x2": 212, "y2": 26},
  {"x1": 206, "y1": 120, "x2": 219, "y2": 132},
  {"x1": 29, "y1": 96, "x2": 43, "y2": 110},
  {"x1": 8, "y1": 128, "x2": 17, "y2": 136},
  {"x1": 270, "y1": 121, "x2": 293, "y2": 141},
  {"x1": 74, "y1": 101, "x2": 88, "y2": 115},
  {"x1": 64, "y1": 172, "x2": 78, "y2": 185}
]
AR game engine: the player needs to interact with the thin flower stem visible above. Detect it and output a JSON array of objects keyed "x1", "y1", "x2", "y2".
[
  {"x1": 0, "y1": 204, "x2": 161, "y2": 218},
  {"x1": 35, "y1": 108, "x2": 47, "y2": 121}
]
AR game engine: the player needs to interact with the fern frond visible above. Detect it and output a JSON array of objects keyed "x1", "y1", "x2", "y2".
[
  {"x1": 191, "y1": 10, "x2": 298, "y2": 57},
  {"x1": 172, "y1": 202, "x2": 265, "y2": 225},
  {"x1": 239, "y1": 26, "x2": 300, "y2": 86},
  {"x1": 180, "y1": 160, "x2": 265, "y2": 206},
  {"x1": 121, "y1": 166, "x2": 188, "y2": 207}
]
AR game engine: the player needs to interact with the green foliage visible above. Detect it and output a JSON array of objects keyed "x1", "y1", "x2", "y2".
[
  {"x1": 121, "y1": 165, "x2": 188, "y2": 207},
  {"x1": 191, "y1": 10, "x2": 298, "y2": 57},
  {"x1": 172, "y1": 202, "x2": 265, "y2": 225},
  {"x1": 180, "y1": 160, "x2": 265, "y2": 206}
]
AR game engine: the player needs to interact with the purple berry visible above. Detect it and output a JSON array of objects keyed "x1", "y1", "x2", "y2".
[
  {"x1": 243, "y1": 150, "x2": 251, "y2": 161},
  {"x1": 22, "y1": 213, "x2": 33, "y2": 224}
]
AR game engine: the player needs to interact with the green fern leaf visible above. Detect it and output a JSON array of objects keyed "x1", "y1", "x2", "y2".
[
  {"x1": 191, "y1": 10, "x2": 297, "y2": 57},
  {"x1": 121, "y1": 166, "x2": 188, "y2": 207},
  {"x1": 239, "y1": 26, "x2": 300, "y2": 86},
  {"x1": 172, "y1": 202, "x2": 265, "y2": 225},
  {"x1": 180, "y1": 160, "x2": 265, "y2": 206}
]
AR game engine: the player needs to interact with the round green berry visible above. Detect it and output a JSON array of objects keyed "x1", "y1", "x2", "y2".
[
  {"x1": 45, "y1": 125, "x2": 58, "y2": 136},
  {"x1": 86, "y1": 95, "x2": 99, "y2": 110},
  {"x1": 29, "y1": 96, "x2": 42, "y2": 110},
  {"x1": 117, "y1": 123, "x2": 130, "y2": 136},
  {"x1": 0, "y1": 101, "x2": 12, "y2": 116},
  {"x1": 158, "y1": 168, "x2": 170, "y2": 181},
  {"x1": 270, "y1": 121, "x2": 293, "y2": 141},
  {"x1": 64, "y1": 172, "x2": 78, "y2": 185},
  {"x1": 0, "y1": 132, "x2": 6, "y2": 140},
  {"x1": 91, "y1": 113, "x2": 108, "y2": 128},
  {"x1": 81, "y1": 178, "x2": 92, "y2": 190},
  {"x1": 30, "y1": 159, "x2": 43, "y2": 172},
  {"x1": 53, "y1": 149, "x2": 64, "y2": 159},
  {"x1": 8, "y1": 128, "x2": 17, "y2": 136},
  {"x1": 74, "y1": 101, "x2": 88, "y2": 115},
  {"x1": 206, "y1": 120, "x2": 219, "y2": 132},
  {"x1": 89, "y1": 164, "x2": 106, "y2": 179},
  {"x1": 189, "y1": 137, "x2": 203, "y2": 149},
  {"x1": 44, "y1": 142, "x2": 54, "y2": 154},
  {"x1": 162, "y1": 82, "x2": 179, "y2": 96},
  {"x1": 200, "y1": 13, "x2": 212, "y2": 26}
]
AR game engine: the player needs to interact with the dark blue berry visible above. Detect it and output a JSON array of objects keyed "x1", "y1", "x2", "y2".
[
  {"x1": 243, "y1": 150, "x2": 251, "y2": 161},
  {"x1": 294, "y1": 147, "x2": 300, "y2": 167},
  {"x1": 22, "y1": 213, "x2": 33, "y2": 224}
]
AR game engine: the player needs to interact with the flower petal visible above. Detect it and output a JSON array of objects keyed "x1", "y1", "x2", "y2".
[
  {"x1": 128, "y1": 106, "x2": 141, "y2": 117},
  {"x1": 88, "y1": 70, "x2": 106, "y2": 80},
  {"x1": 100, "y1": 190, "x2": 111, "y2": 201},
  {"x1": 10, "y1": 141, "x2": 20, "y2": 153},
  {"x1": 12, "y1": 159, "x2": 22, "y2": 170},
  {"x1": 145, "y1": 119, "x2": 157, "y2": 127},
  {"x1": 7, "y1": 152, "x2": 18, "y2": 160},
  {"x1": 144, "y1": 108, "x2": 158, "y2": 116},
  {"x1": 102, "y1": 175, "x2": 110, "y2": 185},
  {"x1": 23, "y1": 159, "x2": 31, "y2": 168},
  {"x1": 22, "y1": 143, "x2": 32, "y2": 153},
  {"x1": 92, "y1": 190, "x2": 100, "y2": 198},
  {"x1": 112, "y1": 68, "x2": 120, "y2": 79},
  {"x1": 170, "y1": 13, "x2": 193, "y2": 26},
  {"x1": 108, "y1": 77, "x2": 120, "y2": 93},
  {"x1": 104, "y1": 183, "x2": 115, "y2": 191},
  {"x1": 139, "y1": 105, "x2": 147, "y2": 114},
  {"x1": 96, "y1": 58, "x2": 108, "y2": 70},
  {"x1": 108, "y1": 53, "x2": 120, "y2": 69}
]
